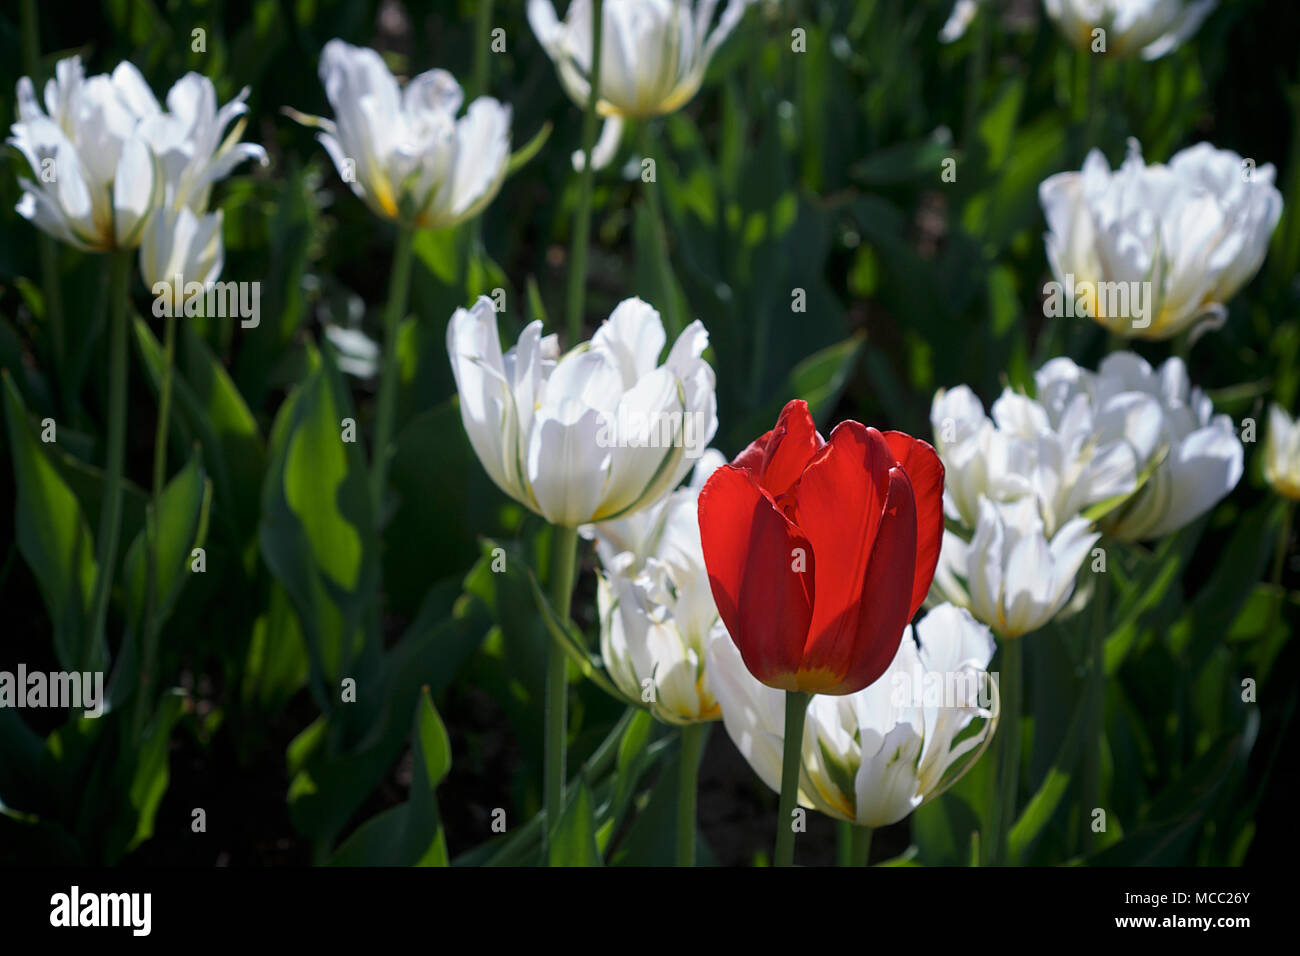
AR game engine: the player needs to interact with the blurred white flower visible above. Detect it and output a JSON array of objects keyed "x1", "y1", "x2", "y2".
[
  {"x1": 588, "y1": 451, "x2": 726, "y2": 723},
  {"x1": 945, "y1": 497, "x2": 1098, "y2": 639},
  {"x1": 11, "y1": 57, "x2": 161, "y2": 250},
  {"x1": 12, "y1": 53, "x2": 265, "y2": 304},
  {"x1": 940, "y1": 0, "x2": 983, "y2": 43},
  {"x1": 1042, "y1": 0, "x2": 1217, "y2": 60},
  {"x1": 135, "y1": 72, "x2": 267, "y2": 216},
  {"x1": 325, "y1": 324, "x2": 381, "y2": 379},
  {"x1": 139, "y1": 206, "x2": 224, "y2": 312},
  {"x1": 1039, "y1": 140, "x2": 1283, "y2": 341},
  {"x1": 1264, "y1": 404, "x2": 1300, "y2": 502},
  {"x1": 301, "y1": 39, "x2": 511, "y2": 228},
  {"x1": 1036, "y1": 352, "x2": 1243, "y2": 539},
  {"x1": 447, "y1": 295, "x2": 717, "y2": 526},
  {"x1": 528, "y1": 0, "x2": 751, "y2": 169},
  {"x1": 708, "y1": 603, "x2": 997, "y2": 826}
]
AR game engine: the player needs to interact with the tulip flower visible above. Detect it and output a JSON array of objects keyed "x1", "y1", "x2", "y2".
[
  {"x1": 708, "y1": 603, "x2": 996, "y2": 828},
  {"x1": 1035, "y1": 353, "x2": 1244, "y2": 540},
  {"x1": 139, "y1": 206, "x2": 224, "y2": 314},
  {"x1": 298, "y1": 39, "x2": 512, "y2": 229},
  {"x1": 1265, "y1": 405, "x2": 1300, "y2": 502},
  {"x1": 11, "y1": 57, "x2": 160, "y2": 251},
  {"x1": 1043, "y1": 0, "x2": 1217, "y2": 60},
  {"x1": 931, "y1": 383, "x2": 1138, "y2": 538},
  {"x1": 935, "y1": 497, "x2": 1097, "y2": 640},
  {"x1": 448, "y1": 295, "x2": 718, "y2": 527},
  {"x1": 10, "y1": 55, "x2": 266, "y2": 700},
  {"x1": 698, "y1": 399, "x2": 944, "y2": 696},
  {"x1": 697, "y1": 399, "x2": 942, "y2": 864},
  {"x1": 589, "y1": 449, "x2": 724, "y2": 865},
  {"x1": 449, "y1": 293, "x2": 718, "y2": 860},
  {"x1": 1039, "y1": 140, "x2": 1283, "y2": 341},
  {"x1": 590, "y1": 450, "x2": 726, "y2": 724},
  {"x1": 528, "y1": 0, "x2": 751, "y2": 170}
]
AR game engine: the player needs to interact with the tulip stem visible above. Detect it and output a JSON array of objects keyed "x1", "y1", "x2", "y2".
[
  {"x1": 774, "y1": 690, "x2": 811, "y2": 867},
  {"x1": 544, "y1": 523, "x2": 580, "y2": 859},
  {"x1": 565, "y1": 0, "x2": 604, "y2": 347},
  {"x1": 370, "y1": 226, "x2": 415, "y2": 520},
  {"x1": 992, "y1": 638, "x2": 1022, "y2": 865},
  {"x1": 1269, "y1": 500, "x2": 1295, "y2": 640},
  {"x1": 1082, "y1": 567, "x2": 1108, "y2": 855},
  {"x1": 677, "y1": 721, "x2": 709, "y2": 866},
  {"x1": 86, "y1": 250, "x2": 132, "y2": 672},
  {"x1": 133, "y1": 308, "x2": 178, "y2": 738},
  {"x1": 639, "y1": 122, "x2": 683, "y2": 338},
  {"x1": 837, "y1": 821, "x2": 872, "y2": 866}
]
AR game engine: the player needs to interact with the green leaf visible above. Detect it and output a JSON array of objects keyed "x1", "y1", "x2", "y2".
[
  {"x1": 124, "y1": 691, "x2": 188, "y2": 854},
  {"x1": 506, "y1": 122, "x2": 553, "y2": 177},
  {"x1": 133, "y1": 317, "x2": 264, "y2": 541},
  {"x1": 548, "y1": 780, "x2": 603, "y2": 867},
  {"x1": 1, "y1": 371, "x2": 96, "y2": 669},
  {"x1": 122, "y1": 450, "x2": 212, "y2": 639},
  {"x1": 1008, "y1": 693, "x2": 1087, "y2": 863},
  {"x1": 328, "y1": 688, "x2": 452, "y2": 867},
  {"x1": 259, "y1": 350, "x2": 376, "y2": 698}
]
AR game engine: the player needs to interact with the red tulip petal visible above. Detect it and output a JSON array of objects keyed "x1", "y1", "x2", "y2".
[
  {"x1": 786, "y1": 421, "x2": 898, "y2": 691},
  {"x1": 732, "y1": 399, "x2": 823, "y2": 498},
  {"x1": 884, "y1": 431, "x2": 945, "y2": 619},
  {"x1": 697, "y1": 464, "x2": 814, "y2": 689},
  {"x1": 828, "y1": 465, "x2": 917, "y2": 694}
]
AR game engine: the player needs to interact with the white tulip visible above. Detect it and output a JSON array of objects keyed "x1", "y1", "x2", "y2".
[
  {"x1": 134, "y1": 72, "x2": 267, "y2": 215},
  {"x1": 1264, "y1": 404, "x2": 1300, "y2": 502},
  {"x1": 707, "y1": 603, "x2": 997, "y2": 827},
  {"x1": 11, "y1": 57, "x2": 160, "y2": 250},
  {"x1": 139, "y1": 206, "x2": 224, "y2": 313},
  {"x1": 962, "y1": 497, "x2": 1098, "y2": 638},
  {"x1": 305, "y1": 40, "x2": 511, "y2": 228},
  {"x1": 528, "y1": 0, "x2": 751, "y2": 169},
  {"x1": 1043, "y1": 0, "x2": 1217, "y2": 60},
  {"x1": 1037, "y1": 352, "x2": 1243, "y2": 539},
  {"x1": 931, "y1": 383, "x2": 1138, "y2": 537},
  {"x1": 588, "y1": 451, "x2": 725, "y2": 723},
  {"x1": 447, "y1": 295, "x2": 717, "y2": 526},
  {"x1": 1039, "y1": 139, "x2": 1283, "y2": 341}
]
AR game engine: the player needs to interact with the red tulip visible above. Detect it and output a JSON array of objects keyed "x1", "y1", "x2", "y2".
[{"x1": 698, "y1": 399, "x2": 944, "y2": 695}]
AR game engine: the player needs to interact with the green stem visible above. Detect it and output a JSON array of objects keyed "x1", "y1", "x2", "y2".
[
  {"x1": 638, "y1": 122, "x2": 682, "y2": 338},
  {"x1": 564, "y1": 0, "x2": 604, "y2": 346},
  {"x1": 472, "y1": 0, "x2": 495, "y2": 100},
  {"x1": 1269, "y1": 500, "x2": 1295, "y2": 637},
  {"x1": 677, "y1": 721, "x2": 709, "y2": 866},
  {"x1": 370, "y1": 227, "x2": 415, "y2": 519},
  {"x1": 1082, "y1": 566, "x2": 1108, "y2": 854},
  {"x1": 962, "y1": 5, "x2": 991, "y2": 149},
  {"x1": 133, "y1": 309, "x2": 178, "y2": 737},
  {"x1": 543, "y1": 524, "x2": 580, "y2": 858},
  {"x1": 992, "y1": 637, "x2": 1022, "y2": 865},
  {"x1": 86, "y1": 251, "x2": 132, "y2": 672},
  {"x1": 851, "y1": 824, "x2": 873, "y2": 866},
  {"x1": 774, "y1": 690, "x2": 811, "y2": 867},
  {"x1": 838, "y1": 820, "x2": 872, "y2": 866}
]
